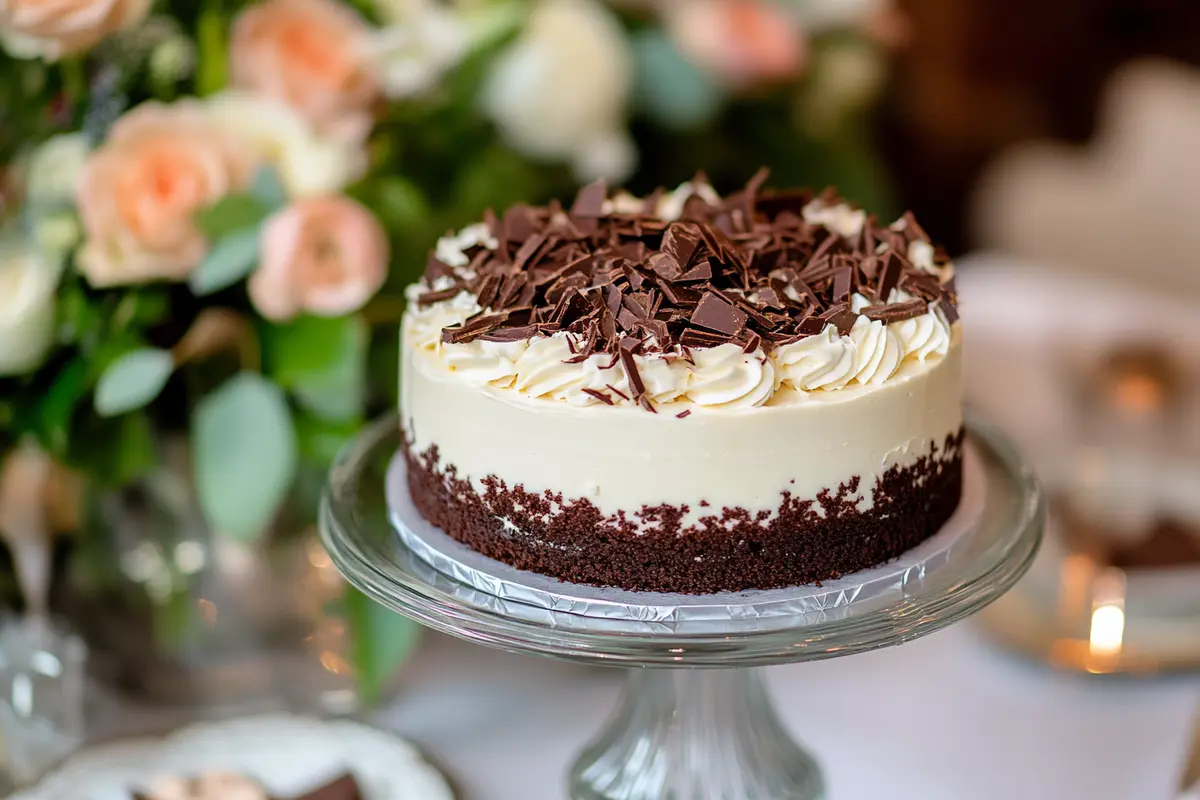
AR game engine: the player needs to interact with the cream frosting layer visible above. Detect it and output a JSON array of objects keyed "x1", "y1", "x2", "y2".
[
  {"x1": 401, "y1": 327, "x2": 962, "y2": 522},
  {"x1": 403, "y1": 286, "x2": 953, "y2": 410}
]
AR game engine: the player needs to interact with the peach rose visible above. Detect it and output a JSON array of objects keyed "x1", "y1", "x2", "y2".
[
  {"x1": 76, "y1": 101, "x2": 256, "y2": 287},
  {"x1": 230, "y1": 0, "x2": 379, "y2": 141},
  {"x1": 0, "y1": 0, "x2": 150, "y2": 60},
  {"x1": 249, "y1": 196, "x2": 388, "y2": 322},
  {"x1": 667, "y1": 0, "x2": 805, "y2": 89}
]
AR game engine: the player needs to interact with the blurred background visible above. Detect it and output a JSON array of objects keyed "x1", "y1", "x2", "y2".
[{"x1": 0, "y1": 0, "x2": 1197, "y2": 796}]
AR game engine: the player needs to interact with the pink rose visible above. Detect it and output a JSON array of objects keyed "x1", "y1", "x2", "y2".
[
  {"x1": 76, "y1": 101, "x2": 256, "y2": 287},
  {"x1": 230, "y1": 0, "x2": 379, "y2": 141},
  {"x1": 667, "y1": 0, "x2": 805, "y2": 89},
  {"x1": 249, "y1": 196, "x2": 388, "y2": 322},
  {"x1": 0, "y1": 0, "x2": 151, "y2": 60}
]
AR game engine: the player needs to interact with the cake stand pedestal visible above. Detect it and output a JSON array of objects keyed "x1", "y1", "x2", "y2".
[{"x1": 320, "y1": 416, "x2": 1043, "y2": 800}]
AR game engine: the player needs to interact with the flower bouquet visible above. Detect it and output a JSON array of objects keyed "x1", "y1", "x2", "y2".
[{"x1": 0, "y1": 0, "x2": 892, "y2": 708}]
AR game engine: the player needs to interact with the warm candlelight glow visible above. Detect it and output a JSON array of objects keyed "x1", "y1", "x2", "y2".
[
  {"x1": 1087, "y1": 568, "x2": 1128, "y2": 664},
  {"x1": 1088, "y1": 603, "x2": 1125, "y2": 657}
]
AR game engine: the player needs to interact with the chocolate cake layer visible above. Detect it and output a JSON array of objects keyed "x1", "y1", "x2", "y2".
[{"x1": 404, "y1": 430, "x2": 965, "y2": 594}]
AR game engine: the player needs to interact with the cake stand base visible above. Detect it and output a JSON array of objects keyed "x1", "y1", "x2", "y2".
[
  {"x1": 571, "y1": 668, "x2": 822, "y2": 800},
  {"x1": 319, "y1": 414, "x2": 1043, "y2": 800}
]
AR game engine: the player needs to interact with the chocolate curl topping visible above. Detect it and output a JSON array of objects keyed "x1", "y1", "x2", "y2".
[{"x1": 421, "y1": 170, "x2": 956, "y2": 359}]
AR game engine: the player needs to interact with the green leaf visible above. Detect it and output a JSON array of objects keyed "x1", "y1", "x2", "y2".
[
  {"x1": 365, "y1": 177, "x2": 430, "y2": 236},
  {"x1": 35, "y1": 358, "x2": 89, "y2": 455},
  {"x1": 265, "y1": 315, "x2": 368, "y2": 422},
  {"x1": 250, "y1": 165, "x2": 288, "y2": 210},
  {"x1": 343, "y1": 586, "x2": 420, "y2": 706},
  {"x1": 294, "y1": 411, "x2": 358, "y2": 466},
  {"x1": 264, "y1": 314, "x2": 362, "y2": 385},
  {"x1": 189, "y1": 228, "x2": 260, "y2": 296},
  {"x1": 195, "y1": 195, "x2": 271, "y2": 240},
  {"x1": 93, "y1": 348, "x2": 175, "y2": 418},
  {"x1": 192, "y1": 373, "x2": 298, "y2": 542}
]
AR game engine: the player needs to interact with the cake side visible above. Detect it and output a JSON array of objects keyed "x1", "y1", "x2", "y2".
[
  {"x1": 403, "y1": 432, "x2": 963, "y2": 593},
  {"x1": 398, "y1": 173, "x2": 963, "y2": 592}
]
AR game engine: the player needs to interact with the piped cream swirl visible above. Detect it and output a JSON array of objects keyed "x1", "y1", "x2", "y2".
[{"x1": 684, "y1": 344, "x2": 776, "y2": 410}]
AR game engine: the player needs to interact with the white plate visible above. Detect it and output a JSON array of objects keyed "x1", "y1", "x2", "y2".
[{"x1": 11, "y1": 714, "x2": 455, "y2": 800}]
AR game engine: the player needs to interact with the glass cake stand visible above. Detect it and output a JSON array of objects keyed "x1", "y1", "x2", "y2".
[{"x1": 319, "y1": 414, "x2": 1044, "y2": 800}]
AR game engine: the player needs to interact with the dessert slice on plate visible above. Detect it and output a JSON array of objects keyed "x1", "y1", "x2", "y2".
[{"x1": 10, "y1": 715, "x2": 452, "y2": 800}]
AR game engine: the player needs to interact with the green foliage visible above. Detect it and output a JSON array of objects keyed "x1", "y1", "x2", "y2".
[
  {"x1": 264, "y1": 313, "x2": 369, "y2": 423},
  {"x1": 188, "y1": 228, "x2": 261, "y2": 296},
  {"x1": 94, "y1": 348, "x2": 175, "y2": 417},
  {"x1": 192, "y1": 372, "x2": 298, "y2": 543}
]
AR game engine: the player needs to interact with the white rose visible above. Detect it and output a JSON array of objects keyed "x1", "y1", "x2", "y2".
[
  {"x1": 205, "y1": 91, "x2": 367, "y2": 198},
  {"x1": 23, "y1": 134, "x2": 90, "y2": 207},
  {"x1": 482, "y1": 0, "x2": 636, "y2": 181},
  {"x1": 363, "y1": 0, "x2": 467, "y2": 99},
  {"x1": 0, "y1": 238, "x2": 62, "y2": 377}
]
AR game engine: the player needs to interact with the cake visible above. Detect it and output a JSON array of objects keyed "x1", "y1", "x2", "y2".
[{"x1": 399, "y1": 172, "x2": 963, "y2": 594}]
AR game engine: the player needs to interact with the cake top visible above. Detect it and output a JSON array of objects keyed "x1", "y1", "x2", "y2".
[
  {"x1": 417, "y1": 170, "x2": 956, "y2": 353},
  {"x1": 405, "y1": 171, "x2": 959, "y2": 412}
]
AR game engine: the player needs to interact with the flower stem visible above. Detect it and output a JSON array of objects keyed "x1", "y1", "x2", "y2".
[
  {"x1": 60, "y1": 58, "x2": 87, "y2": 115},
  {"x1": 196, "y1": 1, "x2": 229, "y2": 97}
]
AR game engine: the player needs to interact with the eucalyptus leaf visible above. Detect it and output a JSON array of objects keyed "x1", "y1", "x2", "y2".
[
  {"x1": 189, "y1": 228, "x2": 260, "y2": 296},
  {"x1": 93, "y1": 348, "x2": 175, "y2": 418},
  {"x1": 192, "y1": 373, "x2": 298, "y2": 543},
  {"x1": 195, "y1": 195, "x2": 270, "y2": 240},
  {"x1": 250, "y1": 165, "x2": 288, "y2": 210}
]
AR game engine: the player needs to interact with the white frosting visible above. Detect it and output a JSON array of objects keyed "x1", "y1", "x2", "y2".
[
  {"x1": 656, "y1": 180, "x2": 723, "y2": 222},
  {"x1": 443, "y1": 337, "x2": 528, "y2": 386},
  {"x1": 848, "y1": 316, "x2": 903, "y2": 385},
  {"x1": 891, "y1": 307, "x2": 952, "y2": 362},
  {"x1": 514, "y1": 335, "x2": 629, "y2": 405},
  {"x1": 684, "y1": 344, "x2": 776, "y2": 410},
  {"x1": 401, "y1": 331, "x2": 963, "y2": 521},
  {"x1": 802, "y1": 197, "x2": 866, "y2": 238},
  {"x1": 434, "y1": 222, "x2": 497, "y2": 268},
  {"x1": 775, "y1": 325, "x2": 857, "y2": 391},
  {"x1": 403, "y1": 286, "x2": 482, "y2": 350}
]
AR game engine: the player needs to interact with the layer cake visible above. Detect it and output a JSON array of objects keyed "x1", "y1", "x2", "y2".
[{"x1": 399, "y1": 173, "x2": 963, "y2": 593}]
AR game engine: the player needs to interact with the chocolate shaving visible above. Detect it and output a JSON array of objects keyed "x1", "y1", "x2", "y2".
[
  {"x1": 618, "y1": 339, "x2": 646, "y2": 399},
  {"x1": 415, "y1": 286, "x2": 461, "y2": 305},
  {"x1": 862, "y1": 300, "x2": 928, "y2": 323},
  {"x1": 819, "y1": 303, "x2": 858, "y2": 335},
  {"x1": 676, "y1": 409, "x2": 692, "y2": 419},
  {"x1": 582, "y1": 388, "x2": 615, "y2": 405},
  {"x1": 691, "y1": 292, "x2": 747, "y2": 336}
]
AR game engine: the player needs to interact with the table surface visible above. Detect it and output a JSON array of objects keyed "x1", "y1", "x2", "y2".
[{"x1": 377, "y1": 623, "x2": 1199, "y2": 800}]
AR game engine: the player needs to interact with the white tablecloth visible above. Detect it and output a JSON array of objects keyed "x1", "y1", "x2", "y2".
[{"x1": 379, "y1": 625, "x2": 1199, "y2": 800}]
